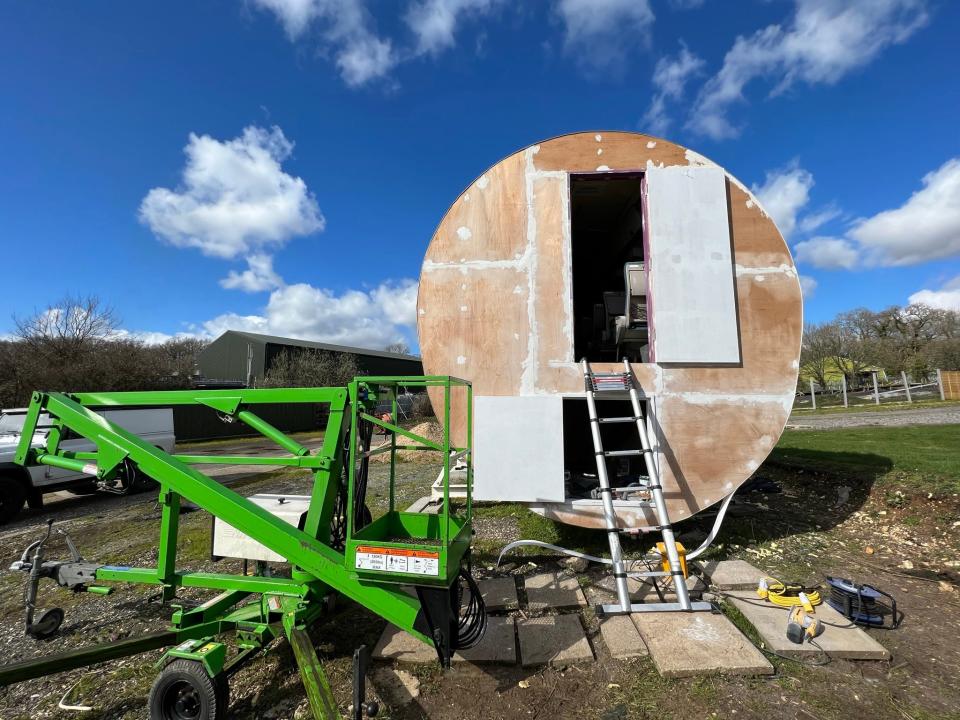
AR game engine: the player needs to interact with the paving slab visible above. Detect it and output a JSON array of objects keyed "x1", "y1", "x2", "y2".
[
  {"x1": 598, "y1": 615, "x2": 648, "y2": 659},
  {"x1": 454, "y1": 616, "x2": 517, "y2": 665},
  {"x1": 372, "y1": 624, "x2": 437, "y2": 663},
  {"x1": 726, "y1": 591, "x2": 891, "y2": 660},
  {"x1": 524, "y1": 572, "x2": 588, "y2": 612},
  {"x1": 479, "y1": 577, "x2": 519, "y2": 612},
  {"x1": 632, "y1": 612, "x2": 773, "y2": 678},
  {"x1": 698, "y1": 559, "x2": 767, "y2": 590},
  {"x1": 517, "y1": 615, "x2": 594, "y2": 667}
]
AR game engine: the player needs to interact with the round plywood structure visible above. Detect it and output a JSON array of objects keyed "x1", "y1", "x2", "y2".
[{"x1": 417, "y1": 131, "x2": 802, "y2": 529}]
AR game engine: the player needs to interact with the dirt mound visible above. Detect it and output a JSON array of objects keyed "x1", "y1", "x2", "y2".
[{"x1": 370, "y1": 421, "x2": 445, "y2": 464}]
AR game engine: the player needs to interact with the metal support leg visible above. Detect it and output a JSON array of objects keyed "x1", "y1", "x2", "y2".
[
  {"x1": 157, "y1": 486, "x2": 181, "y2": 603},
  {"x1": 288, "y1": 626, "x2": 342, "y2": 720}
]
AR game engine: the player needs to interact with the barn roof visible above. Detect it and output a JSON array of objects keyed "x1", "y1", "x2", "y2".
[{"x1": 220, "y1": 330, "x2": 421, "y2": 362}]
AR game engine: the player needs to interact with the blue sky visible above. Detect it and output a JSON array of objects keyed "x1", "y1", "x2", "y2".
[{"x1": 2, "y1": 0, "x2": 958, "y2": 351}]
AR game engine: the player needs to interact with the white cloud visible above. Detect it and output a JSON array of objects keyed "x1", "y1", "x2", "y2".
[
  {"x1": 793, "y1": 236, "x2": 859, "y2": 269},
  {"x1": 798, "y1": 274, "x2": 818, "y2": 298},
  {"x1": 688, "y1": 0, "x2": 929, "y2": 139},
  {"x1": 555, "y1": 0, "x2": 655, "y2": 71},
  {"x1": 791, "y1": 157, "x2": 960, "y2": 270},
  {"x1": 751, "y1": 162, "x2": 814, "y2": 239},
  {"x1": 201, "y1": 279, "x2": 418, "y2": 349},
  {"x1": 641, "y1": 42, "x2": 704, "y2": 135},
  {"x1": 405, "y1": 0, "x2": 499, "y2": 56},
  {"x1": 220, "y1": 253, "x2": 284, "y2": 292},
  {"x1": 850, "y1": 158, "x2": 960, "y2": 266},
  {"x1": 796, "y1": 205, "x2": 841, "y2": 235},
  {"x1": 251, "y1": 0, "x2": 396, "y2": 86},
  {"x1": 908, "y1": 275, "x2": 960, "y2": 311},
  {"x1": 139, "y1": 126, "x2": 323, "y2": 260}
]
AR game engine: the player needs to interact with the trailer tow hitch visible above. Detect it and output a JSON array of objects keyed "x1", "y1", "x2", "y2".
[{"x1": 9, "y1": 519, "x2": 107, "y2": 639}]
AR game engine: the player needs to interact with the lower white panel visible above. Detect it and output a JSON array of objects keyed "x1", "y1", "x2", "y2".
[{"x1": 473, "y1": 395, "x2": 565, "y2": 502}]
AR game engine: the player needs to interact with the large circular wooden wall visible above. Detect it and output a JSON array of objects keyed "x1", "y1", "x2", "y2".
[{"x1": 417, "y1": 131, "x2": 802, "y2": 528}]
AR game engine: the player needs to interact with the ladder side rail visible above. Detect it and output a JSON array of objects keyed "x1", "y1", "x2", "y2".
[
  {"x1": 19, "y1": 392, "x2": 432, "y2": 644},
  {"x1": 622, "y1": 359, "x2": 692, "y2": 610},
  {"x1": 582, "y1": 360, "x2": 632, "y2": 613}
]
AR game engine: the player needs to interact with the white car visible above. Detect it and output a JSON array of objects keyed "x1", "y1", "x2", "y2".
[{"x1": 0, "y1": 406, "x2": 175, "y2": 523}]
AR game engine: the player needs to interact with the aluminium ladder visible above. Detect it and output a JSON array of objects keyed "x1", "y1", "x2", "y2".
[{"x1": 583, "y1": 358, "x2": 712, "y2": 615}]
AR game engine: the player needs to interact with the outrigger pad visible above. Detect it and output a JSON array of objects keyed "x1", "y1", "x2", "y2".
[
  {"x1": 413, "y1": 584, "x2": 459, "y2": 667},
  {"x1": 26, "y1": 608, "x2": 64, "y2": 640}
]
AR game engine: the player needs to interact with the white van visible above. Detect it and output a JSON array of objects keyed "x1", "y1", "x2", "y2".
[{"x1": 0, "y1": 407, "x2": 176, "y2": 523}]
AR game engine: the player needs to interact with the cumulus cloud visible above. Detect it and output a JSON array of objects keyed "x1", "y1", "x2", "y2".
[
  {"x1": 791, "y1": 157, "x2": 960, "y2": 270},
  {"x1": 849, "y1": 158, "x2": 960, "y2": 266},
  {"x1": 555, "y1": 0, "x2": 655, "y2": 72},
  {"x1": 201, "y1": 279, "x2": 419, "y2": 349},
  {"x1": 220, "y1": 254, "x2": 284, "y2": 292},
  {"x1": 798, "y1": 274, "x2": 818, "y2": 298},
  {"x1": 688, "y1": 0, "x2": 929, "y2": 139},
  {"x1": 139, "y1": 126, "x2": 323, "y2": 260},
  {"x1": 252, "y1": 0, "x2": 397, "y2": 86},
  {"x1": 641, "y1": 42, "x2": 704, "y2": 136},
  {"x1": 405, "y1": 0, "x2": 499, "y2": 56},
  {"x1": 752, "y1": 162, "x2": 814, "y2": 239},
  {"x1": 793, "y1": 236, "x2": 859, "y2": 269},
  {"x1": 908, "y1": 275, "x2": 960, "y2": 311}
]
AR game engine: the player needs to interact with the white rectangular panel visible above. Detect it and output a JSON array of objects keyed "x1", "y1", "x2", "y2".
[
  {"x1": 212, "y1": 493, "x2": 310, "y2": 562},
  {"x1": 473, "y1": 395, "x2": 565, "y2": 502},
  {"x1": 645, "y1": 165, "x2": 741, "y2": 364}
]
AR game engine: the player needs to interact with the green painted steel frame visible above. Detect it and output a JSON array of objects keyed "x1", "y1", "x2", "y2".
[
  {"x1": 9, "y1": 377, "x2": 472, "y2": 718},
  {"x1": 343, "y1": 377, "x2": 473, "y2": 586},
  {"x1": 13, "y1": 384, "x2": 435, "y2": 641}
]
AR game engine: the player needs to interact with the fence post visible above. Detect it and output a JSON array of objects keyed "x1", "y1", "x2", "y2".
[
  {"x1": 809, "y1": 379, "x2": 817, "y2": 410},
  {"x1": 841, "y1": 375, "x2": 848, "y2": 408},
  {"x1": 872, "y1": 371, "x2": 880, "y2": 405},
  {"x1": 901, "y1": 371, "x2": 912, "y2": 403},
  {"x1": 937, "y1": 368, "x2": 946, "y2": 401}
]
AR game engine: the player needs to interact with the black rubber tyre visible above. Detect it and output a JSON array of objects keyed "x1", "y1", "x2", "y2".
[
  {"x1": 148, "y1": 659, "x2": 229, "y2": 720},
  {"x1": 0, "y1": 474, "x2": 27, "y2": 524}
]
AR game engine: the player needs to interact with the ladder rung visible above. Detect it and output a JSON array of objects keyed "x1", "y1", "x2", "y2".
[
  {"x1": 597, "y1": 416, "x2": 641, "y2": 424},
  {"x1": 602, "y1": 449, "x2": 649, "y2": 457}
]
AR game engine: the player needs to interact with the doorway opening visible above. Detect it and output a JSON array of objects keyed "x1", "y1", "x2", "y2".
[
  {"x1": 570, "y1": 172, "x2": 648, "y2": 363},
  {"x1": 562, "y1": 397, "x2": 651, "y2": 501}
]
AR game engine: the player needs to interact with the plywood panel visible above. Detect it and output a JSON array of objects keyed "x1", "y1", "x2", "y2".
[
  {"x1": 473, "y1": 396, "x2": 566, "y2": 502},
  {"x1": 645, "y1": 165, "x2": 740, "y2": 364},
  {"x1": 418, "y1": 132, "x2": 802, "y2": 528}
]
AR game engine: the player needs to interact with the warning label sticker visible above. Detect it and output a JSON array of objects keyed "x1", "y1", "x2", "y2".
[{"x1": 355, "y1": 546, "x2": 440, "y2": 576}]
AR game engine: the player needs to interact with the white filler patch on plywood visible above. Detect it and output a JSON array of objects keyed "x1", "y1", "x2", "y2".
[
  {"x1": 473, "y1": 396, "x2": 565, "y2": 502},
  {"x1": 645, "y1": 164, "x2": 740, "y2": 364}
]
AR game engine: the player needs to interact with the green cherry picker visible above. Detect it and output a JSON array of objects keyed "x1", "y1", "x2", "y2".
[{"x1": 0, "y1": 376, "x2": 485, "y2": 720}]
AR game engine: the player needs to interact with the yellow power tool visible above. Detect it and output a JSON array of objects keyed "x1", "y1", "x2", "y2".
[{"x1": 787, "y1": 603, "x2": 824, "y2": 644}]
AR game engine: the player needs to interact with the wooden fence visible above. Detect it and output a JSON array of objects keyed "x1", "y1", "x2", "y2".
[{"x1": 942, "y1": 370, "x2": 960, "y2": 400}]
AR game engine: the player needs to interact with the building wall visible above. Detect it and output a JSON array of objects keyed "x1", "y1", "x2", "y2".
[{"x1": 417, "y1": 131, "x2": 803, "y2": 528}]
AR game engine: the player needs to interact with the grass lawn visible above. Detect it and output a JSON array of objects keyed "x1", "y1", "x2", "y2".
[
  {"x1": 771, "y1": 423, "x2": 960, "y2": 493},
  {"x1": 791, "y1": 398, "x2": 960, "y2": 415}
]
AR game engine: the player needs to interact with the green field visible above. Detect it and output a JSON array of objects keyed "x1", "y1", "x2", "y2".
[{"x1": 771, "y1": 423, "x2": 960, "y2": 493}]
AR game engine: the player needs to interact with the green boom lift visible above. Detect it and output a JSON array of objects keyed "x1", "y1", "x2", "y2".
[{"x1": 0, "y1": 376, "x2": 485, "y2": 720}]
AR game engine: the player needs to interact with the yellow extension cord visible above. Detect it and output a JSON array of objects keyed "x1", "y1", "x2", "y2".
[{"x1": 757, "y1": 576, "x2": 822, "y2": 610}]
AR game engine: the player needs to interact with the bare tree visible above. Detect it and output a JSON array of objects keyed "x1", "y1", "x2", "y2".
[
  {"x1": 800, "y1": 322, "x2": 837, "y2": 391},
  {"x1": 14, "y1": 295, "x2": 119, "y2": 354},
  {"x1": 262, "y1": 349, "x2": 360, "y2": 388},
  {"x1": 384, "y1": 341, "x2": 411, "y2": 355}
]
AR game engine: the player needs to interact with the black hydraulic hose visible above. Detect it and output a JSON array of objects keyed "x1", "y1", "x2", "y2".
[{"x1": 455, "y1": 567, "x2": 487, "y2": 650}]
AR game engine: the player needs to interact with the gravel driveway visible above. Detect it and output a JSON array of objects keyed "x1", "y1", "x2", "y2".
[{"x1": 788, "y1": 403, "x2": 960, "y2": 430}]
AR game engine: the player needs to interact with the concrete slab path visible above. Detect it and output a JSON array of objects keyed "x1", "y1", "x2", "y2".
[
  {"x1": 726, "y1": 591, "x2": 891, "y2": 660},
  {"x1": 517, "y1": 615, "x2": 594, "y2": 667},
  {"x1": 632, "y1": 612, "x2": 773, "y2": 678}
]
